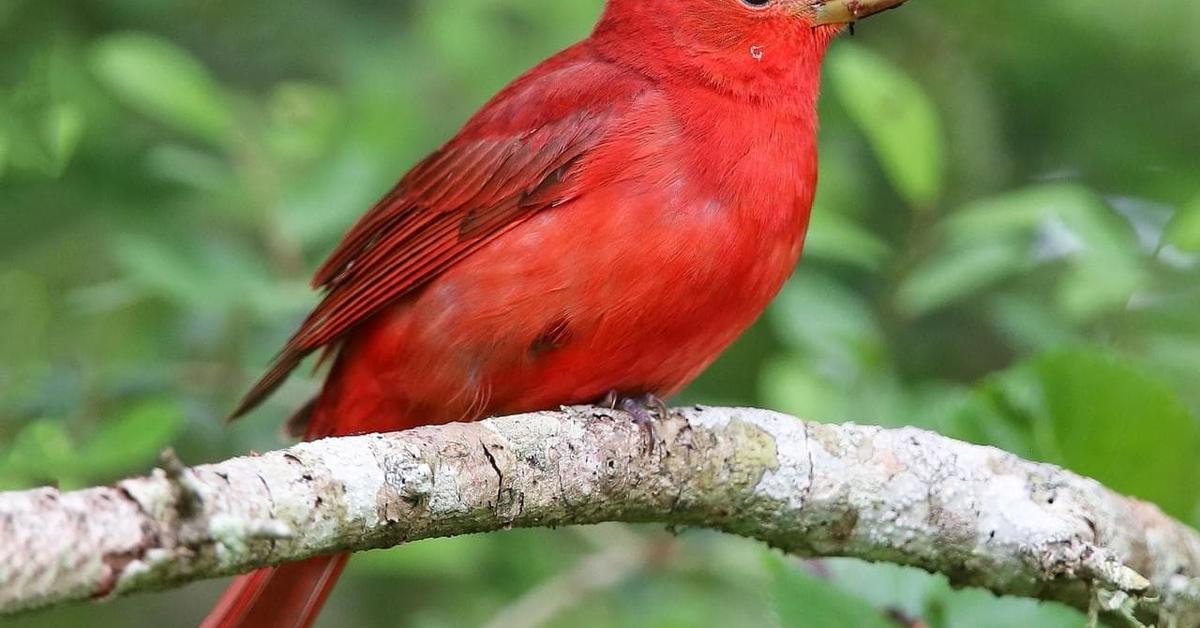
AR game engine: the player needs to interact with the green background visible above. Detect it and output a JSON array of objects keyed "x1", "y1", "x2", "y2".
[{"x1": 3, "y1": 0, "x2": 1199, "y2": 626}]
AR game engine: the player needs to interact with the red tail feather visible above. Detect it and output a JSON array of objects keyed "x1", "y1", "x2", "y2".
[{"x1": 201, "y1": 554, "x2": 349, "y2": 628}]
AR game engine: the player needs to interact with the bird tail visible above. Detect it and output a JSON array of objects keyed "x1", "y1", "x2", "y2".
[
  {"x1": 205, "y1": 380, "x2": 350, "y2": 628},
  {"x1": 204, "y1": 343, "x2": 419, "y2": 627},
  {"x1": 200, "y1": 554, "x2": 350, "y2": 628}
]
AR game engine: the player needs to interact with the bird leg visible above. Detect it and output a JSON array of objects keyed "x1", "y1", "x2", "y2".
[{"x1": 598, "y1": 392, "x2": 670, "y2": 452}]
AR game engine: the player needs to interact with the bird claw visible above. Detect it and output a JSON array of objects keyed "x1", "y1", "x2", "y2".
[{"x1": 601, "y1": 392, "x2": 670, "y2": 453}]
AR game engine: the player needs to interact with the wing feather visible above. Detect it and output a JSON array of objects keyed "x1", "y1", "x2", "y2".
[{"x1": 230, "y1": 57, "x2": 642, "y2": 419}]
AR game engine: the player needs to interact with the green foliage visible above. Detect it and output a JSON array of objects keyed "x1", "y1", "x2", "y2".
[
  {"x1": 1168, "y1": 194, "x2": 1200, "y2": 253},
  {"x1": 1038, "y1": 351, "x2": 1200, "y2": 518},
  {"x1": 2, "y1": 0, "x2": 1198, "y2": 626},
  {"x1": 950, "y1": 350, "x2": 1200, "y2": 519},
  {"x1": 770, "y1": 557, "x2": 895, "y2": 628},
  {"x1": 89, "y1": 33, "x2": 235, "y2": 144},
  {"x1": 803, "y1": 208, "x2": 892, "y2": 271},
  {"x1": 818, "y1": 559, "x2": 1085, "y2": 628},
  {"x1": 897, "y1": 235, "x2": 1030, "y2": 317},
  {"x1": 827, "y1": 42, "x2": 945, "y2": 211},
  {"x1": 1, "y1": 400, "x2": 182, "y2": 490}
]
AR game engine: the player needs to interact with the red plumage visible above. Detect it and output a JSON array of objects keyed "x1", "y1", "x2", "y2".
[{"x1": 208, "y1": 0, "x2": 848, "y2": 625}]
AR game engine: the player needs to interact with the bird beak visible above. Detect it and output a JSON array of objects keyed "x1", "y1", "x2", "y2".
[{"x1": 808, "y1": 0, "x2": 908, "y2": 25}]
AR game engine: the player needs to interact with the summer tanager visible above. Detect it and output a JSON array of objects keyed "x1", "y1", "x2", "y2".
[{"x1": 203, "y1": 0, "x2": 905, "y2": 625}]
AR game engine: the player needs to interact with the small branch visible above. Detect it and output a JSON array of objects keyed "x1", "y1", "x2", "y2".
[{"x1": 1, "y1": 406, "x2": 1198, "y2": 625}]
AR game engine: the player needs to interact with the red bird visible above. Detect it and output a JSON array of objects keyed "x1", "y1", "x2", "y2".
[{"x1": 204, "y1": 0, "x2": 903, "y2": 625}]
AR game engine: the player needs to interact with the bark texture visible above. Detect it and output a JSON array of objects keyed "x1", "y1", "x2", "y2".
[{"x1": 2, "y1": 406, "x2": 1198, "y2": 625}]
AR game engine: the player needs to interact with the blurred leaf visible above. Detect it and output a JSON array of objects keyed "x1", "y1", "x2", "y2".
[
  {"x1": 987, "y1": 293, "x2": 1083, "y2": 352},
  {"x1": 759, "y1": 357, "x2": 841, "y2": 421},
  {"x1": 0, "y1": 120, "x2": 9, "y2": 178},
  {"x1": 956, "y1": 349, "x2": 1200, "y2": 518},
  {"x1": 89, "y1": 32, "x2": 234, "y2": 144},
  {"x1": 1052, "y1": 207, "x2": 1145, "y2": 321},
  {"x1": 41, "y1": 102, "x2": 85, "y2": 174},
  {"x1": 1, "y1": 420, "x2": 79, "y2": 488},
  {"x1": 930, "y1": 587, "x2": 1083, "y2": 628},
  {"x1": 111, "y1": 233, "x2": 214, "y2": 309},
  {"x1": 769, "y1": 557, "x2": 893, "y2": 628},
  {"x1": 897, "y1": 237, "x2": 1030, "y2": 317},
  {"x1": 1036, "y1": 350, "x2": 1200, "y2": 519},
  {"x1": 0, "y1": 402, "x2": 181, "y2": 488},
  {"x1": 770, "y1": 271, "x2": 884, "y2": 379},
  {"x1": 81, "y1": 399, "x2": 182, "y2": 476},
  {"x1": 111, "y1": 233, "x2": 311, "y2": 317},
  {"x1": 918, "y1": 184, "x2": 1145, "y2": 320},
  {"x1": 0, "y1": 270, "x2": 51, "y2": 361},
  {"x1": 1142, "y1": 332, "x2": 1200, "y2": 412},
  {"x1": 265, "y1": 81, "x2": 344, "y2": 166},
  {"x1": 0, "y1": 101, "x2": 84, "y2": 179},
  {"x1": 351, "y1": 535, "x2": 490, "y2": 578},
  {"x1": 145, "y1": 143, "x2": 238, "y2": 193},
  {"x1": 827, "y1": 43, "x2": 945, "y2": 210},
  {"x1": 824, "y1": 558, "x2": 1085, "y2": 628},
  {"x1": 943, "y1": 185, "x2": 1083, "y2": 240},
  {"x1": 804, "y1": 208, "x2": 891, "y2": 271},
  {"x1": 279, "y1": 150, "x2": 382, "y2": 246},
  {"x1": 765, "y1": 271, "x2": 914, "y2": 427},
  {"x1": 1167, "y1": 195, "x2": 1200, "y2": 252},
  {"x1": 948, "y1": 362, "x2": 1044, "y2": 460},
  {"x1": 825, "y1": 559, "x2": 942, "y2": 621}
]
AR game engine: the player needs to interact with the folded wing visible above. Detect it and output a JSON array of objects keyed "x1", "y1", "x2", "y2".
[{"x1": 230, "y1": 57, "x2": 644, "y2": 419}]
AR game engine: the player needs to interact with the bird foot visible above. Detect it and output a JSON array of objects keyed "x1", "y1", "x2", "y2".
[{"x1": 599, "y1": 392, "x2": 670, "y2": 452}]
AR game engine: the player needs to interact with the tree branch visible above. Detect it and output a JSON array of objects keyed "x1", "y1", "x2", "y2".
[{"x1": 2, "y1": 406, "x2": 1199, "y2": 624}]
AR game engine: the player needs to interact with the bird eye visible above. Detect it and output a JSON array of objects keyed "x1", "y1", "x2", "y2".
[{"x1": 740, "y1": 0, "x2": 772, "y2": 8}]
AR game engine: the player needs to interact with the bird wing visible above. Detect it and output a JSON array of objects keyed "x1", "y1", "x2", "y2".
[{"x1": 231, "y1": 56, "x2": 644, "y2": 418}]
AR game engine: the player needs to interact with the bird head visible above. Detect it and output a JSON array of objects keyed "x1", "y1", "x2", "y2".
[{"x1": 593, "y1": 0, "x2": 906, "y2": 99}]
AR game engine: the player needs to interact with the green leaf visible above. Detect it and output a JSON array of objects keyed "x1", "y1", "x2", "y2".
[
  {"x1": 111, "y1": 233, "x2": 213, "y2": 309},
  {"x1": 825, "y1": 558, "x2": 948, "y2": 620},
  {"x1": 351, "y1": 535, "x2": 490, "y2": 578},
  {"x1": 1035, "y1": 350, "x2": 1200, "y2": 519},
  {"x1": 0, "y1": 270, "x2": 51, "y2": 360},
  {"x1": 948, "y1": 363, "x2": 1044, "y2": 460},
  {"x1": 916, "y1": 184, "x2": 1145, "y2": 321},
  {"x1": 770, "y1": 271, "x2": 884, "y2": 378},
  {"x1": 770, "y1": 557, "x2": 894, "y2": 628},
  {"x1": 265, "y1": 81, "x2": 343, "y2": 166},
  {"x1": 827, "y1": 43, "x2": 946, "y2": 210},
  {"x1": 931, "y1": 587, "x2": 1083, "y2": 628},
  {"x1": 957, "y1": 349, "x2": 1200, "y2": 519},
  {"x1": 89, "y1": 32, "x2": 234, "y2": 144},
  {"x1": 1167, "y1": 194, "x2": 1200, "y2": 253},
  {"x1": 111, "y1": 233, "x2": 311, "y2": 317},
  {"x1": 804, "y1": 208, "x2": 891, "y2": 271},
  {"x1": 759, "y1": 356, "x2": 842, "y2": 422},
  {"x1": 987, "y1": 293, "x2": 1083, "y2": 352},
  {"x1": 145, "y1": 143, "x2": 238, "y2": 193},
  {"x1": 942, "y1": 185, "x2": 1092, "y2": 240},
  {"x1": 0, "y1": 420, "x2": 81, "y2": 488},
  {"x1": 897, "y1": 237, "x2": 1031, "y2": 316},
  {"x1": 80, "y1": 399, "x2": 183, "y2": 476},
  {"x1": 823, "y1": 558, "x2": 1085, "y2": 628},
  {"x1": 0, "y1": 119, "x2": 9, "y2": 178},
  {"x1": 41, "y1": 102, "x2": 85, "y2": 174}
]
